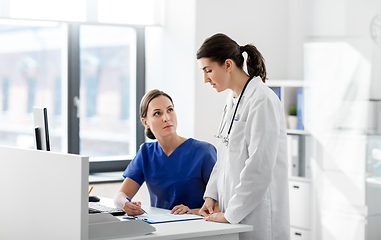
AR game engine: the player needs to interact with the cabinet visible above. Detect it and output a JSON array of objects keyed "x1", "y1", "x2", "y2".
[
  {"x1": 290, "y1": 227, "x2": 311, "y2": 240},
  {"x1": 267, "y1": 80, "x2": 314, "y2": 239},
  {"x1": 268, "y1": 80, "x2": 381, "y2": 240},
  {"x1": 289, "y1": 179, "x2": 311, "y2": 229}
]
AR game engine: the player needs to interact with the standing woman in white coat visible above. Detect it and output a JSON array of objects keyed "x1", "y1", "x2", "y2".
[{"x1": 197, "y1": 33, "x2": 290, "y2": 240}]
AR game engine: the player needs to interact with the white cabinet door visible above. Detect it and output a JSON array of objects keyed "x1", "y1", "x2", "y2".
[
  {"x1": 290, "y1": 227, "x2": 311, "y2": 240},
  {"x1": 289, "y1": 180, "x2": 311, "y2": 229}
]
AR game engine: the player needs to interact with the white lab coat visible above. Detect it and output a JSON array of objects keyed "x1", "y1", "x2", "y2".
[{"x1": 204, "y1": 76, "x2": 290, "y2": 240}]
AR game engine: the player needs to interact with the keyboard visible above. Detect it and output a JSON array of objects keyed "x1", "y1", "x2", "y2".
[{"x1": 88, "y1": 202, "x2": 126, "y2": 216}]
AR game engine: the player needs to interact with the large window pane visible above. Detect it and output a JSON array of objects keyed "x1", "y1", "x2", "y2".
[
  {"x1": 79, "y1": 25, "x2": 136, "y2": 158},
  {"x1": 0, "y1": 19, "x2": 64, "y2": 151}
]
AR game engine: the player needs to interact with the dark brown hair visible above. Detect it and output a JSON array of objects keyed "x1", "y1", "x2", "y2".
[
  {"x1": 140, "y1": 89, "x2": 174, "y2": 139},
  {"x1": 196, "y1": 33, "x2": 267, "y2": 82}
]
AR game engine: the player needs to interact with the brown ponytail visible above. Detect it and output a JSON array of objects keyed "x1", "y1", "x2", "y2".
[
  {"x1": 145, "y1": 128, "x2": 155, "y2": 140},
  {"x1": 197, "y1": 33, "x2": 267, "y2": 82},
  {"x1": 241, "y1": 44, "x2": 267, "y2": 82}
]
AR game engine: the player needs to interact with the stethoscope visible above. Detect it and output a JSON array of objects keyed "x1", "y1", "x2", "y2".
[{"x1": 215, "y1": 77, "x2": 253, "y2": 146}]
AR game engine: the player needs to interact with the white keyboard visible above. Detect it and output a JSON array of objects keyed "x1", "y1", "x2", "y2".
[{"x1": 88, "y1": 202, "x2": 125, "y2": 216}]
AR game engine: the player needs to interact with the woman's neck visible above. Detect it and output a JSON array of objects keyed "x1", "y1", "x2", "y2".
[
  {"x1": 157, "y1": 135, "x2": 187, "y2": 157},
  {"x1": 230, "y1": 71, "x2": 251, "y2": 98}
]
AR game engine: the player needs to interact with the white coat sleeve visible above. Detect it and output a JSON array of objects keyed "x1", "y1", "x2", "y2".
[
  {"x1": 224, "y1": 97, "x2": 281, "y2": 224},
  {"x1": 203, "y1": 159, "x2": 218, "y2": 201}
]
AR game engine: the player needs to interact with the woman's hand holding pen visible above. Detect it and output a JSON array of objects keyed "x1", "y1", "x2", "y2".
[{"x1": 123, "y1": 198, "x2": 145, "y2": 216}]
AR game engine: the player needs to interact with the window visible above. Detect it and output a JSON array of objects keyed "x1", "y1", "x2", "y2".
[
  {"x1": 0, "y1": 20, "x2": 64, "y2": 151},
  {"x1": 0, "y1": 0, "x2": 158, "y2": 173},
  {"x1": 0, "y1": 19, "x2": 145, "y2": 172},
  {"x1": 79, "y1": 25, "x2": 137, "y2": 158}
]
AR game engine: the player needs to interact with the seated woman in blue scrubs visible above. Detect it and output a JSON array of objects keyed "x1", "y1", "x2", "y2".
[{"x1": 114, "y1": 89, "x2": 217, "y2": 216}]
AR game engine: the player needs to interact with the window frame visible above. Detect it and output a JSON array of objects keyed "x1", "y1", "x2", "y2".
[{"x1": 67, "y1": 23, "x2": 145, "y2": 173}]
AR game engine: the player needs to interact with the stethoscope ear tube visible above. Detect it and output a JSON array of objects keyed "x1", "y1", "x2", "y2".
[{"x1": 214, "y1": 77, "x2": 253, "y2": 146}]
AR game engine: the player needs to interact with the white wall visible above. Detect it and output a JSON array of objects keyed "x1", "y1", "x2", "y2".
[
  {"x1": 146, "y1": 0, "x2": 381, "y2": 145},
  {"x1": 194, "y1": 0, "x2": 296, "y2": 144},
  {"x1": 145, "y1": 0, "x2": 196, "y2": 139},
  {"x1": 147, "y1": 0, "x2": 301, "y2": 145}
]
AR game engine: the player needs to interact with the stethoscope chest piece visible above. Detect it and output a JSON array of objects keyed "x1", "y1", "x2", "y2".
[
  {"x1": 222, "y1": 137, "x2": 229, "y2": 146},
  {"x1": 214, "y1": 134, "x2": 229, "y2": 146}
]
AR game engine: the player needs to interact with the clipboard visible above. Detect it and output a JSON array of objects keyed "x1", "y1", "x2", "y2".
[{"x1": 124, "y1": 213, "x2": 203, "y2": 224}]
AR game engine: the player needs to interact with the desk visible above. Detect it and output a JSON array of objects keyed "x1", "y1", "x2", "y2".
[
  {"x1": 0, "y1": 146, "x2": 252, "y2": 240},
  {"x1": 99, "y1": 198, "x2": 253, "y2": 240}
]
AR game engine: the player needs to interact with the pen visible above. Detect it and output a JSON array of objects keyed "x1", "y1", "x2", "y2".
[
  {"x1": 88, "y1": 186, "x2": 93, "y2": 195},
  {"x1": 126, "y1": 197, "x2": 147, "y2": 214}
]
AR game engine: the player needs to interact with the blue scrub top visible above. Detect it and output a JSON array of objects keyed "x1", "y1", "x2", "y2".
[{"x1": 123, "y1": 138, "x2": 216, "y2": 210}]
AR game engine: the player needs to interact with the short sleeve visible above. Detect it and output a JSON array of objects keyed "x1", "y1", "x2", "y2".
[
  {"x1": 201, "y1": 144, "x2": 217, "y2": 184},
  {"x1": 122, "y1": 145, "x2": 145, "y2": 186}
]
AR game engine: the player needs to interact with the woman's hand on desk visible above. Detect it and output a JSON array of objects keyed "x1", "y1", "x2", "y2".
[
  {"x1": 199, "y1": 198, "x2": 226, "y2": 223},
  {"x1": 204, "y1": 212, "x2": 228, "y2": 223},
  {"x1": 123, "y1": 200, "x2": 145, "y2": 216},
  {"x1": 171, "y1": 204, "x2": 192, "y2": 215}
]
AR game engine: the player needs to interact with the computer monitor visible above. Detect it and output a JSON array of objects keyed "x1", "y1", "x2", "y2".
[
  {"x1": 33, "y1": 106, "x2": 50, "y2": 151},
  {"x1": 0, "y1": 145, "x2": 89, "y2": 239}
]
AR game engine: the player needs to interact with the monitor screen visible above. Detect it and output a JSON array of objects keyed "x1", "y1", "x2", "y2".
[{"x1": 33, "y1": 106, "x2": 50, "y2": 151}]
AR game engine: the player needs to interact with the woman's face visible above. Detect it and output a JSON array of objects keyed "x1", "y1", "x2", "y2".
[
  {"x1": 198, "y1": 57, "x2": 230, "y2": 92},
  {"x1": 142, "y1": 95, "x2": 177, "y2": 139}
]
